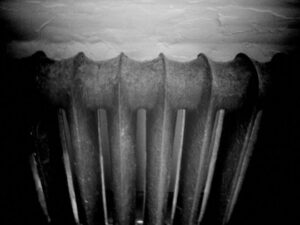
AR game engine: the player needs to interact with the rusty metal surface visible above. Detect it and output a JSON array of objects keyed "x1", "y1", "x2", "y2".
[
  {"x1": 107, "y1": 54, "x2": 137, "y2": 225},
  {"x1": 16, "y1": 51, "x2": 276, "y2": 225},
  {"x1": 67, "y1": 96, "x2": 104, "y2": 225},
  {"x1": 144, "y1": 54, "x2": 176, "y2": 225}
]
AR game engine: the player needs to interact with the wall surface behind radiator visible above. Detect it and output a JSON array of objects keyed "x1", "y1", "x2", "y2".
[{"x1": 1, "y1": 0, "x2": 300, "y2": 61}]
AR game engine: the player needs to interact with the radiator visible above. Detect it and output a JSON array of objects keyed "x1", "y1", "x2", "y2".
[{"x1": 27, "y1": 51, "x2": 275, "y2": 225}]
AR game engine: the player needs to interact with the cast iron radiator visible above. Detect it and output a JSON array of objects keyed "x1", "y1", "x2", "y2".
[{"x1": 24, "y1": 51, "x2": 275, "y2": 225}]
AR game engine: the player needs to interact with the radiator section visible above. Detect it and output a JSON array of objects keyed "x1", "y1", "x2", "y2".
[{"x1": 28, "y1": 51, "x2": 272, "y2": 225}]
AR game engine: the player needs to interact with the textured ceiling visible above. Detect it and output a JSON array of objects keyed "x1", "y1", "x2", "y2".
[{"x1": 1, "y1": 0, "x2": 300, "y2": 61}]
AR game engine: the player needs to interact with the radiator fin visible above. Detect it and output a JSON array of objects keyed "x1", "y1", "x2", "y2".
[
  {"x1": 169, "y1": 109, "x2": 186, "y2": 225},
  {"x1": 198, "y1": 109, "x2": 225, "y2": 223},
  {"x1": 145, "y1": 54, "x2": 176, "y2": 225},
  {"x1": 107, "y1": 53, "x2": 136, "y2": 225},
  {"x1": 67, "y1": 98, "x2": 104, "y2": 225},
  {"x1": 223, "y1": 110, "x2": 263, "y2": 224},
  {"x1": 175, "y1": 53, "x2": 214, "y2": 225}
]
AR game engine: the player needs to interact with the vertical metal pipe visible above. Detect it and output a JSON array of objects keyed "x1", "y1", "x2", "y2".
[
  {"x1": 145, "y1": 102, "x2": 176, "y2": 225},
  {"x1": 58, "y1": 109, "x2": 80, "y2": 224},
  {"x1": 198, "y1": 109, "x2": 225, "y2": 224},
  {"x1": 99, "y1": 109, "x2": 112, "y2": 194},
  {"x1": 136, "y1": 109, "x2": 147, "y2": 224},
  {"x1": 97, "y1": 109, "x2": 109, "y2": 225},
  {"x1": 136, "y1": 110, "x2": 147, "y2": 192},
  {"x1": 179, "y1": 105, "x2": 215, "y2": 225},
  {"x1": 29, "y1": 153, "x2": 51, "y2": 223},
  {"x1": 223, "y1": 110, "x2": 263, "y2": 225},
  {"x1": 170, "y1": 109, "x2": 186, "y2": 225}
]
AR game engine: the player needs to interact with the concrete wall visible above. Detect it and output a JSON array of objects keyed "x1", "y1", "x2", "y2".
[{"x1": 1, "y1": 0, "x2": 300, "y2": 62}]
